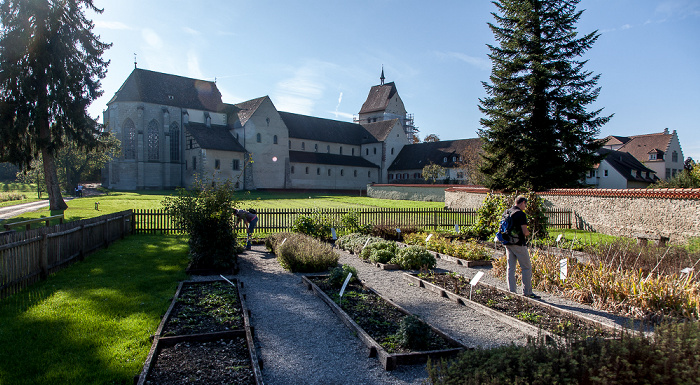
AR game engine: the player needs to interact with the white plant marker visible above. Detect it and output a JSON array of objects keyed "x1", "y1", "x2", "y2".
[
  {"x1": 331, "y1": 228, "x2": 337, "y2": 240},
  {"x1": 560, "y1": 258, "x2": 568, "y2": 280},
  {"x1": 363, "y1": 238, "x2": 370, "y2": 249},
  {"x1": 280, "y1": 238, "x2": 287, "y2": 247},
  {"x1": 339, "y1": 273, "x2": 353, "y2": 306},
  {"x1": 455, "y1": 224, "x2": 459, "y2": 232},
  {"x1": 425, "y1": 233, "x2": 433, "y2": 242},
  {"x1": 396, "y1": 228, "x2": 401, "y2": 234},
  {"x1": 556, "y1": 234, "x2": 564, "y2": 243},
  {"x1": 219, "y1": 274, "x2": 236, "y2": 288},
  {"x1": 469, "y1": 271, "x2": 484, "y2": 301},
  {"x1": 681, "y1": 267, "x2": 693, "y2": 274}
]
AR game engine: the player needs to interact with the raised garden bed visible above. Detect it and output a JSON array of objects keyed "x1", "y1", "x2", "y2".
[
  {"x1": 404, "y1": 272, "x2": 620, "y2": 341},
  {"x1": 135, "y1": 278, "x2": 263, "y2": 385},
  {"x1": 434, "y1": 252, "x2": 492, "y2": 267},
  {"x1": 302, "y1": 275, "x2": 466, "y2": 370}
]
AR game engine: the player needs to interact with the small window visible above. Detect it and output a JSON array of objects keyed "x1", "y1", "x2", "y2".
[
  {"x1": 340, "y1": 169, "x2": 344, "y2": 176},
  {"x1": 649, "y1": 153, "x2": 656, "y2": 161},
  {"x1": 373, "y1": 148, "x2": 377, "y2": 155},
  {"x1": 452, "y1": 156, "x2": 456, "y2": 162},
  {"x1": 391, "y1": 148, "x2": 394, "y2": 155},
  {"x1": 192, "y1": 156, "x2": 197, "y2": 170},
  {"x1": 604, "y1": 169, "x2": 608, "y2": 177},
  {"x1": 232, "y1": 159, "x2": 240, "y2": 170},
  {"x1": 368, "y1": 171, "x2": 371, "y2": 177},
  {"x1": 327, "y1": 169, "x2": 331, "y2": 176},
  {"x1": 256, "y1": 133, "x2": 261, "y2": 143},
  {"x1": 288, "y1": 140, "x2": 291, "y2": 149},
  {"x1": 366, "y1": 148, "x2": 369, "y2": 155},
  {"x1": 352, "y1": 148, "x2": 355, "y2": 156},
  {"x1": 589, "y1": 170, "x2": 595, "y2": 178},
  {"x1": 273, "y1": 135, "x2": 278, "y2": 144},
  {"x1": 388, "y1": 174, "x2": 394, "y2": 180},
  {"x1": 672, "y1": 151, "x2": 678, "y2": 162},
  {"x1": 305, "y1": 167, "x2": 309, "y2": 174},
  {"x1": 353, "y1": 170, "x2": 357, "y2": 177},
  {"x1": 302, "y1": 142, "x2": 305, "y2": 150},
  {"x1": 215, "y1": 159, "x2": 220, "y2": 170},
  {"x1": 291, "y1": 166, "x2": 295, "y2": 174},
  {"x1": 314, "y1": 144, "x2": 318, "y2": 152},
  {"x1": 317, "y1": 167, "x2": 320, "y2": 175},
  {"x1": 339, "y1": 147, "x2": 343, "y2": 155},
  {"x1": 327, "y1": 145, "x2": 330, "y2": 153},
  {"x1": 443, "y1": 157, "x2": 448, "y2": 162}
]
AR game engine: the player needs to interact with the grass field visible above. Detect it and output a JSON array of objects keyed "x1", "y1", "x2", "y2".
[{"x1": 0, "y1": 234, "x2": 189, "y2": 385}]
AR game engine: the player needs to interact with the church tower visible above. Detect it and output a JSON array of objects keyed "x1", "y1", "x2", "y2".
[{"x1": 356, "y1": 68, "x2": 417, "y2": 142}]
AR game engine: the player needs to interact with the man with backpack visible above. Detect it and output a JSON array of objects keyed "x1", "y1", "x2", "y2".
[
  {"x1": 501, "y1": 195, "x2": 539, "y2": 299},
  {"x1": 235, "y1": 208, "x2": 258, "y2": 250}
]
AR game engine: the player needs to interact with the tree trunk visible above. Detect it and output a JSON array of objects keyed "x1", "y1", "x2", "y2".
[{"x1": 42, "y1": 148, "x2": 68, "y2": 211}]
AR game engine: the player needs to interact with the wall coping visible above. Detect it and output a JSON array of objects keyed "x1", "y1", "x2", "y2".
[
  {"x1": 372, "y1": 184, "x2": 482, "y2": 188},
  {"x1": 445, "y1": 186, "x2": 700, "y2": 200}
]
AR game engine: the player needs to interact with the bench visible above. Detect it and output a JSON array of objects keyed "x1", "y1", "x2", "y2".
[{"x1": 633, "y1": 233, "x2": 669, "y2": 247}]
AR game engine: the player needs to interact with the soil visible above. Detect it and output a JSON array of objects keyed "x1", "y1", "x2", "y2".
[
  {"x1": 145, "y1": 281, "x2": 255, "y2": 384},
  {"x1": 145, "y1": 338, "x2": 255, "y2": 385},
  {"x1": 161, "y1": 281, "x2": 244, "y2": 336},
  {"x1": 309, "y1": 277, "x2": 453, "y2": 353},
  {"x1": 418, "y1": 272, "x2": 616, "y2": 339}
]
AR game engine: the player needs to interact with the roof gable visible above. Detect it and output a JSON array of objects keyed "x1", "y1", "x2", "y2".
[
  {"x1": 234, "y1": 96, "x2": 269, "y2": 126},
  {"x1": 389, "y1": 139, "x2": 483, "y2": 171},
  {"x1": 617, "y1": 132, "x2": 673, "y2": 161},
  {"x1": 185, "y1": 123, "x2": 245, "y2": 152},
  {"x1": 279, "y1": 111, "x2": 378, "y2": 145},
  {"x1": 598, "y1": 148, "x2": 658, "y2": 182},
  {"x1": 359, "y1": 82, "x2": 398, "y2": 114},
  {"x1": 361, "y1": 119, "x2": 400, "y2": 141},
  {"x1": 108, "y1": 68, "x2": 225, "y2": 112}
]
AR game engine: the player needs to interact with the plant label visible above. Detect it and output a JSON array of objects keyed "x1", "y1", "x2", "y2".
[
  {"x1": 426, "y1": 234, "x2": 433, "y2": 242},
  {"x1": 280, "y1": 238, "x2": 287, "y2": 246},
  {"x1": 219, "y1": 274, "x2": 236, "y2": 288},
  {"x1": 556, "y1": 234, "x2": 564, "y2": 243},
  {"x1": 493, "y1": 235, "x2": 499, "y2": 243},
  {"x1": 681, "y1": 267, "x2": 693, "y2": 274},
  {"x1": 331, "y1": 228, "x2": 337, "y2": 240},
  {"x1": 470, "y1": 271, "x2": 484, "y2": 286},
  {"x1": 363, "y1": 238, "x2": 370, "y2": 249},
  {"x1": 339, "y1": 272, "x2": 353, "y2": 299},
  {"x1": 396, "y1": 228, "x2": 401, "y2": 233},
  {"x1": 455, "y1": 224, "x2": 459, "y2": 232},
  {"x1": 560, "y1": 258, "x2": 567, "y2": 280}
]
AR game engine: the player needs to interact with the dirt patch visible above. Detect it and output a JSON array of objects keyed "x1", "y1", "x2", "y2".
[{"x1": 417, "y1": 272, "x2": 616, "y2": 339}]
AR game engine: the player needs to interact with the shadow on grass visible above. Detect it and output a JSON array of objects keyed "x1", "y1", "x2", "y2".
[{"x1": 0, "y1": 234, "x2": 190, "y2": 385}]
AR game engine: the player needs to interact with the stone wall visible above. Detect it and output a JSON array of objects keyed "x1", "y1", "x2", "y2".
[
  {"x1": 445, "y1": 187, "x2": 700, "y2": 243},
  {"x1": 367, "y1": 184, "x2": 454, "y2": 202}
]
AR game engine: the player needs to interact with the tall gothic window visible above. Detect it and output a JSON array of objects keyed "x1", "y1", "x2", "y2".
[
  {"x1": 147, "y1": 120, "x2": 159, "y2": 161},
  {"x1": 170, "y1": 122, "x2": 179, "y2": 162},
  {"x1": 123, "y1": 119, "x2": 136, "y2": 159}
]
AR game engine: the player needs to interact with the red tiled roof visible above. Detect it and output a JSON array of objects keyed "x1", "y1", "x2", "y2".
[{"x1": 617, "y1": 132, "x2": 672, "y2": 161}]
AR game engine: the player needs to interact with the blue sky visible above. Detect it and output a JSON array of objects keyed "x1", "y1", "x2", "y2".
[{"x1": 91, "y1": 0, "x2": 700, "y2": 161}]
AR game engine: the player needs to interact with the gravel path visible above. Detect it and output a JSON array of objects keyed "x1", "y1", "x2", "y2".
[{"x1": 229, "y1": 244, "x2": 637, "y2": 385}]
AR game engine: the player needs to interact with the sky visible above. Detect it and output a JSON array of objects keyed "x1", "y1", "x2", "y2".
[{"x1": 90, "y1": 0, "x2": 700, "y2": 161}]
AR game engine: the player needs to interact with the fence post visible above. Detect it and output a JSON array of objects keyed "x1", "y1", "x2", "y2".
[
  {"x1": 103, "y1": 219, "x2": 109, "y2": 248},
  {"x1": 79, "y1": 224, "x2": 86, "y2": 261},
  {"x1": 40, "y1": 233, "x2": 49, "y2": 280}
]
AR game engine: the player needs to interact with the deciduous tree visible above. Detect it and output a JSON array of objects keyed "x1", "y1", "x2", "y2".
[
  {"x1": 478, "y1": 0, "x2": 611, "y2": 191},
  {"x1": 0, "y1": 0, "x2": 110, "y2": 210}
]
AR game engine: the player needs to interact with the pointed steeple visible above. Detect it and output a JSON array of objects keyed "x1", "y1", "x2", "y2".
[{"x1": 380, "y1": 66, "x2": 385, "y2": 85}]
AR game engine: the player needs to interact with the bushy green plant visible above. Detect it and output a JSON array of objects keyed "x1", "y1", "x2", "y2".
[
  {"x1": 370, "y1": 249, "x2": 395, "y2": 264},
  {"x1": 397, "y1": 315, "x2": 431, "y2": 350},
  {"x1": 405, "y1": 233, "x2": 490, "y2": 261},
  {"x1": 391, "y1": 245, "x2": 436, "y2": 270},
  {"x1": 335, "y1": 233, "x2": 384, "y2": 254},
  {"x1": 161, "y1": 178, "x2": 239, "y2": 272},
  {"x1": 291, "y1": 212, "x2": 336, "y2": 240},
  {"x1": 340, "y1": 210, "x2": 372, "y2": 234},
  {"x1": 359, "y1": 240, "x2": 399, "y2": 262},
  {"x1": 326, "y1": 264, "x2": 358, "y2": 287},
  {"x1": 267, "y1": 232, "x2": 339, "y2": 272}
]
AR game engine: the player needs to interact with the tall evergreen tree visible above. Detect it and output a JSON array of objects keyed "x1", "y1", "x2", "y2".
[
  {"x1": 478, "y1": 0, "x2": 611, "y2": 191},
  {"x1": 0, "y1": 0, "x2": 110, "y2": 210}
]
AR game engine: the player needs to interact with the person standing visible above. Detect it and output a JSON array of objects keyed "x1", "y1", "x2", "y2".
[
  {"x1": 235, "y1": 209, "x2": 258, "y2": 250},
  {"x1": 504, "y1": 195, "x2": 539, "y2": 299}
]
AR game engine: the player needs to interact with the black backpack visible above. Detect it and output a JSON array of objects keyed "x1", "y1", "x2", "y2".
[{"x1": 248, "y1": 208, "x2": 257, "y2": 215}]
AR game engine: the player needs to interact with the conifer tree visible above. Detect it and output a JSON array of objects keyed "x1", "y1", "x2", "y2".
[
  {"x1": 0, "y1": 0, "x2": 110, "y2": 210},
  {"x1": 478, "y1": 0, "x2": 611, "y2": 191}
]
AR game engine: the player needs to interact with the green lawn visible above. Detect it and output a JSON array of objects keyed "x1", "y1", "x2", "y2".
[{"x1": 0, "y1": 234, "x2": 189, "y2": 385}]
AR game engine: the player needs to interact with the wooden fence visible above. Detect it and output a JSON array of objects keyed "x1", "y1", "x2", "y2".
[
  {"x1": 0, "y1": 210, "x2": 132, "y2": 300},
  {"x1": 132, "y1": 207, "x2": 572, "y2": 236}
]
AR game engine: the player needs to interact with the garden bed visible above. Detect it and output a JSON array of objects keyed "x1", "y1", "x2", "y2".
[
  {"x1": 135, "y1": 278, "x2": 263, "y2": 385},
  {"x1": 302, "y1": 275, "x2": 466, "y2": 370},
  {"x1": 404, "y1": 272, "x2": 620, "y2": 340}
]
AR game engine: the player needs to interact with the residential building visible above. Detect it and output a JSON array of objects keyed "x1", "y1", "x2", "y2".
[
  {"x1": 602, "y1": 129, "x2": 684, "y2": 180},
  {"x1": 585, "y1": 148, "x2": 659, "y2": 189}
]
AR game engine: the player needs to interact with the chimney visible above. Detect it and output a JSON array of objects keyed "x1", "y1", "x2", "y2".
[{"x1": 663, "y1": 128, "x2": 669, "y2": 134}]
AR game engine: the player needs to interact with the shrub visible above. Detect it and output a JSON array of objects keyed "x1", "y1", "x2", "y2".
[
  {"x1": 340, "y1": 210, "x2": 372, "y2": 234},
  {"x1": 391, "y1": 245, "x2": 436, "y2": 270},
  {"x1": 291, "y1": 212, "x2": 336, "y2": 240},
  {"x1": 326, "y1": 264, "x2": 358, "y2": 288},
  {"x1": 370, "y1": 249, "x2": 395, "y2": 264},
  {"x1": 397, "y1": 315, "x2": 431, "y2": 350},
  {"x1": 405, "y1": 233, "x2": 490, "y2": 261},
  {"x1": 162, "y1": 178, "x2": 239, "y2": 272},
  {"x1": 427, "y1": 322, "x2": 700, "y2": 385},
  {"x1": 335, "y1": 233, "x2": 384, "y2": 254},
  {"x1": 267, "y1": 232, "x2": 339, "y2": 273},
  {"x1": 359, "y1": 240, "x2": 399, "y2": 262}
]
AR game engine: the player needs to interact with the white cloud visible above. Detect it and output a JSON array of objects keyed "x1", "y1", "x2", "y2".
[
  {"x1": 186, "y1": 51, "x2": 204, "y2": 79},
  {"x1": 272, "y1": 61, "x2": 336, "y2": 115},
  {"x1": 142, "y1": 29, "x2": 163, "y2": 50},
  {"x1": 183, "y1": 27, "x2": 201, "y2": 36},
  {"x1": 436, "y1": 51, "x2": 491, "y2": 71}
]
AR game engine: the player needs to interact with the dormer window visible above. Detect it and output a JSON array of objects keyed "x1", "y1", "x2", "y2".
[
  {"x1": 649, "y1": 153, "x2": 657, "y2": 161},
  {"x1": 443, "y1": 157, "x2": 447, "y2": 163}
]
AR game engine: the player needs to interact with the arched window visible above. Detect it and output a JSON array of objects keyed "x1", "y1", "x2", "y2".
[
  {"x1": 316, "y1": 167, "x2": 320, "y2": 175},
  {"x1": 147, "y1": 120, "x2": 159, "y2": 161},
  {"x1": 373, "y1": 148, "x2": 377, "y2": 155},
  {"x1": 305, "y1": 167, "x2": 309, "y2": 174},
  {"x1": 390, "y1": 148, "x2": 394, "y2": 155},
  {"x1": 123, "y1": 118, "x2": 136, "y2": 159},
  {"x1": 273, "y1": 135, "x2": 278, "y2": 144},
  {"x1": 366, "y1": 148, "x2": 369, "y2": 155},
  {"x1": 327, "y1": 169, "x2": 331, "y2": 176},
  {"x1": 256, "y1": 133, "x2": 261, "y2": 143},
  {"x1": 340, "y1": 169, "x2": 344, "y2": 176},
  {"x1": 169, "y1": 122, "x2": 179, "y2": 162}
]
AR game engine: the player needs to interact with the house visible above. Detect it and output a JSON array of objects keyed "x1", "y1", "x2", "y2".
[
  {"x1": 584, "y1": 148, "x2": 659, "y2": 189},
  {"x1": 387, "y1": 139, "x2": 483, "y2": 183},
  {"x1": 602, "y1": 129, "x2": 684, "y2": 180},
  {"x1": 102, "y1": 68, "x2": 424, "y2": 191}
]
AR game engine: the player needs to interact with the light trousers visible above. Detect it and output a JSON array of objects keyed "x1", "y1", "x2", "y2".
[{"x1": 505, "y1": 244, "x2": 532, "y2": 296}]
